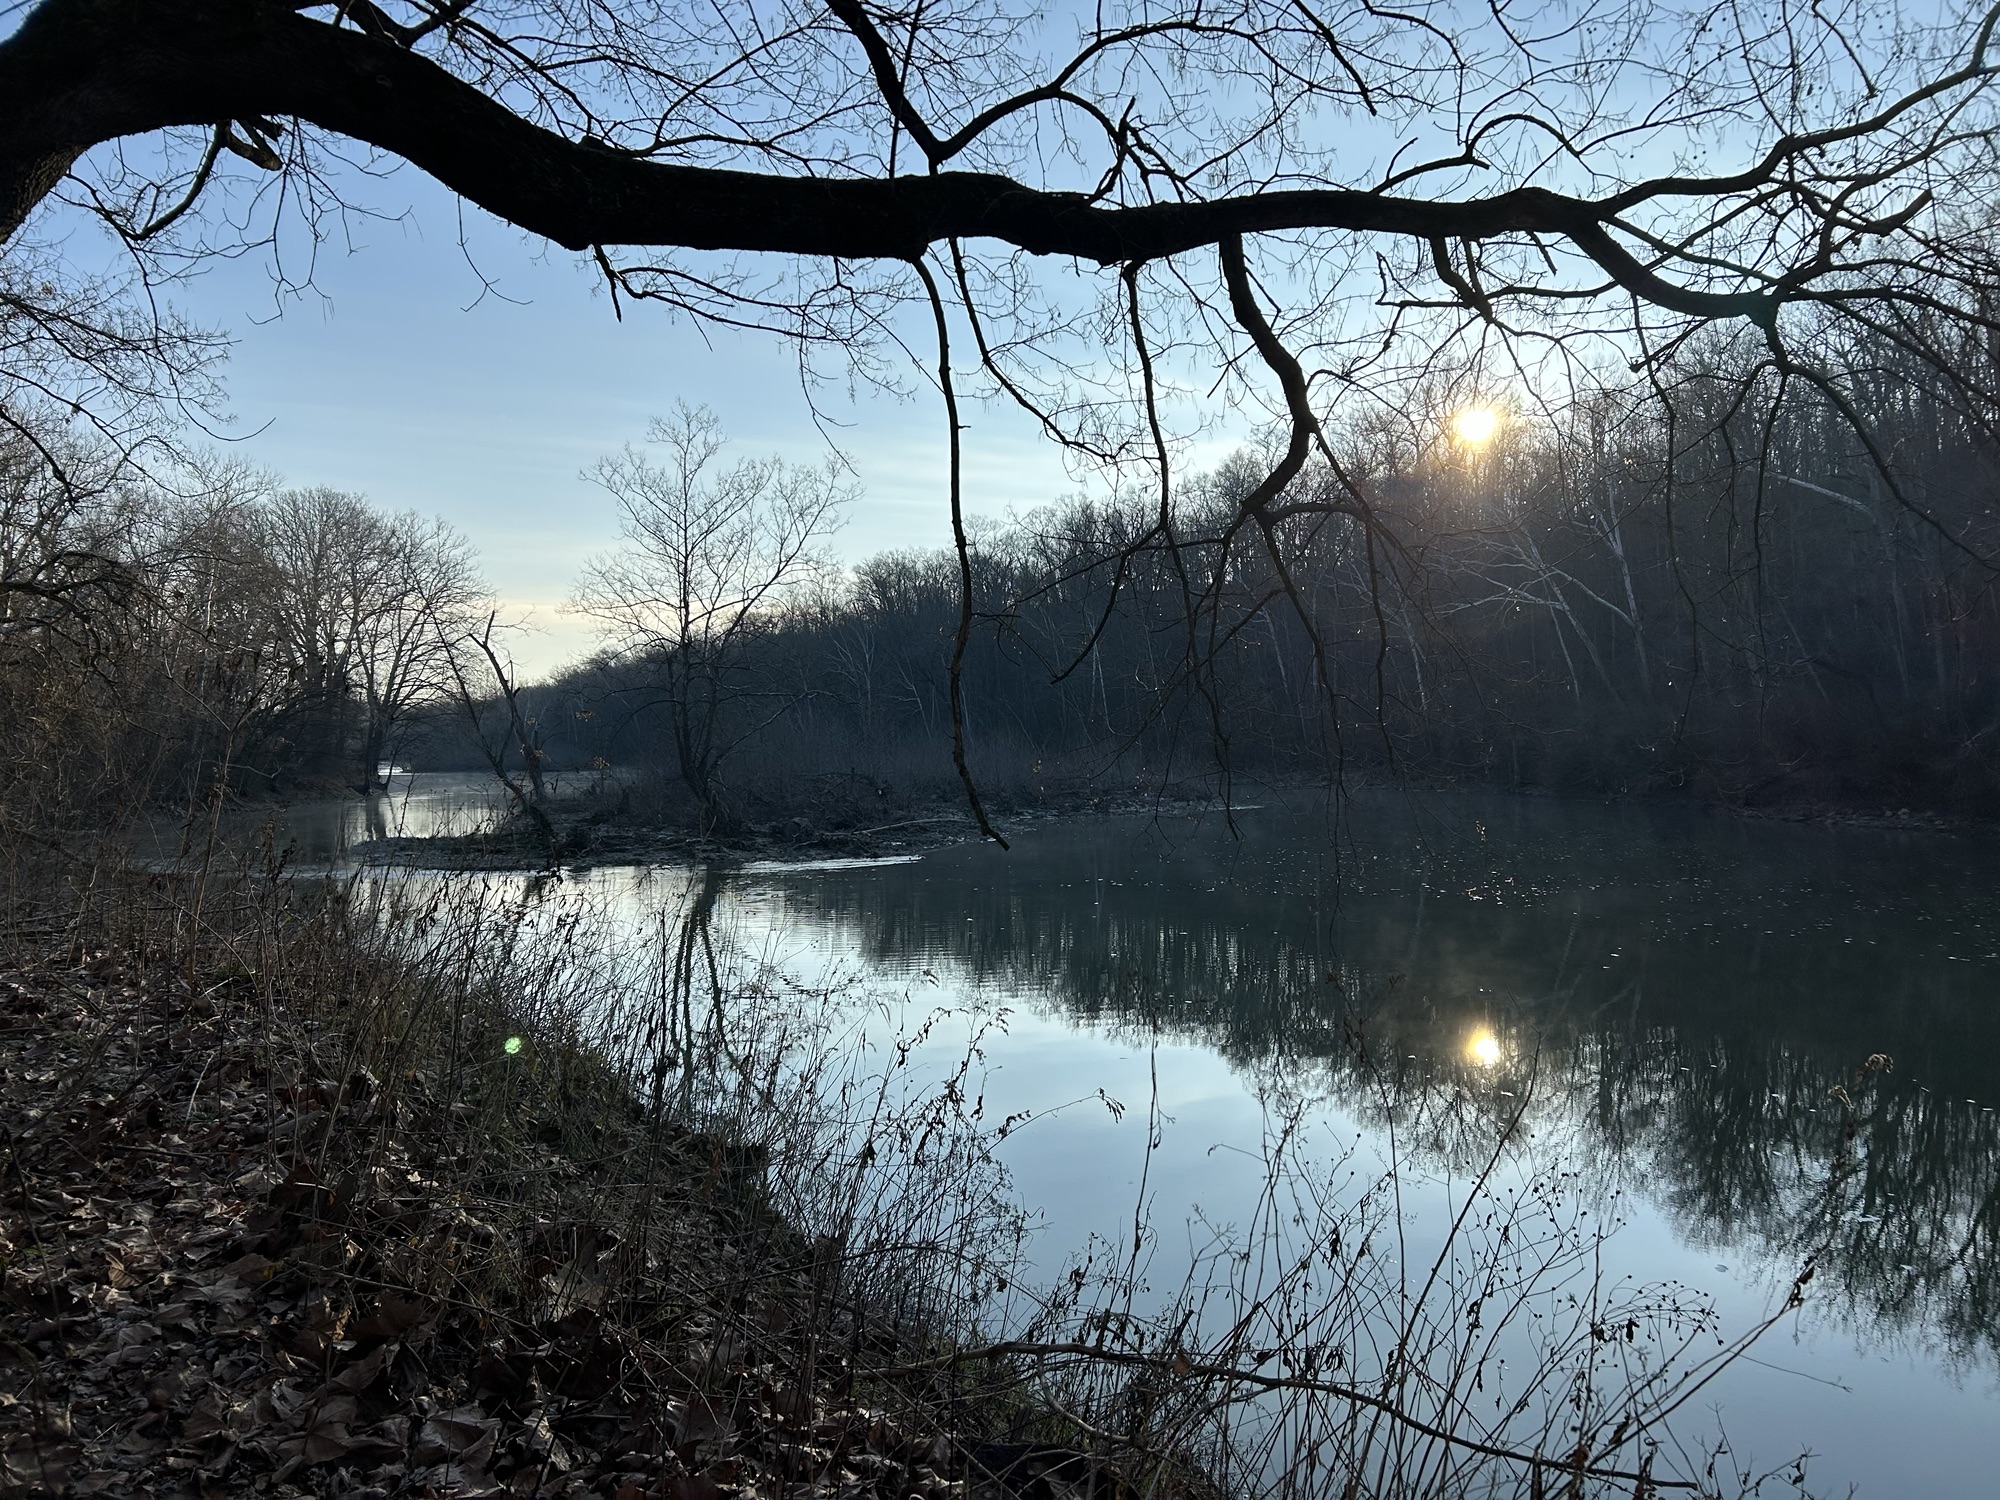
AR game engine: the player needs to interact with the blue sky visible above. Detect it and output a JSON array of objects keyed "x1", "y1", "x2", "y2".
[
  {"x1": 22, "y1": 0, "x2": 1941, "y2": 676},
  {"x1": 167, "y1": 171, "x2": 1083, "y2": 675}
]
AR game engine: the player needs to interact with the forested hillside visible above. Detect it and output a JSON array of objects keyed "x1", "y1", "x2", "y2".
[{"x1": 522, "y1": 333, "x2": 2000, "y2": 830}]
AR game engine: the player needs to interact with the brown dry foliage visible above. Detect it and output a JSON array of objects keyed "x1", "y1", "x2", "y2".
[{"x1": 0, "y1": 924, "x2": 1143, "y2": 1500}]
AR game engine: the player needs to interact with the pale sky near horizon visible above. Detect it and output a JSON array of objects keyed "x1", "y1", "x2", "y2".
[{"x1": 157, "y1": 171, "x2": 1091, "y2": 677}]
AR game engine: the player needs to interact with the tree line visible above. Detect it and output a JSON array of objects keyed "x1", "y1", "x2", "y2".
[
  {"x1": 0, "y1": 433, "x2": 490, "y2": 841},
  {"x1": 9, "y1": 0, "x2": 2000, "y2": 844},
  {"x1": 3, "y1": 308, "x2": 1994, "y2": 846},
  {"x1": 532, "y1": 327, "x2": 1999, "y2": 831}
]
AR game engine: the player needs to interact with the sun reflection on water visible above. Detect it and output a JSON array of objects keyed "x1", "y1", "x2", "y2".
[{"x1": 1466, "y1": 1029, "x2": 1503, "y2": 1068}]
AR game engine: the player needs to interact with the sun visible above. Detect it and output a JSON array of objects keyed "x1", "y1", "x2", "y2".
[{"x1": 1450, "y1": 406, "x2": 1502, "y2": 447}]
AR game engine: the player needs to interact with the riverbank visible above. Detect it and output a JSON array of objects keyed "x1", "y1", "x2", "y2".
[
  {"x1": 346, "y1": 782, "x2": 1245, "y2": 871},
  {"x1": 338, "y1": 763, "x2": 1985, "y2": 875},
  {"x1": 0, "y1": 876, "x2": 1175, "y2": 1500},
  {"x1": 0, "y1": 960, "x2": 835, "y2": 1495},
  {"x1": 3, "y1": 824, "x2": 1895, "y2": 1496}
]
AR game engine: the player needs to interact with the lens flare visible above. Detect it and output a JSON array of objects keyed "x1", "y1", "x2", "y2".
[
  {"x1": 1450, "y1": 406, "x2": 1502, "y2": 446},
  {"x1": 504, "y1": 1035, "x2": 525, "y2": 1056},
  {"x1": 1466, "y1": 1029, "x2": 1503, "y2": 1068}
]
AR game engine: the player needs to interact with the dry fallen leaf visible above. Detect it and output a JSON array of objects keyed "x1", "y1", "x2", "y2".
[{"x1": 415, "y1": 1408, "x2": 501, "y2": 1469}]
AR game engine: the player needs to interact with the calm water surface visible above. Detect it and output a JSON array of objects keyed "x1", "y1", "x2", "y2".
[{"x1": 275, "y1": 782, "x2": 2000, "y2": 1496}]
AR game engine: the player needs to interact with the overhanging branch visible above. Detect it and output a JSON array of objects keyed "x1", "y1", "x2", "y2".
[{"x1": 0, "y1": 0, "x2": 1839, "y2": 325}]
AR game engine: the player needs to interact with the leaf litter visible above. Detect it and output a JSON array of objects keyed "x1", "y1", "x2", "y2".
[{"x1": 0, "y1": 949, "x2": 1110, "y2": 1500}]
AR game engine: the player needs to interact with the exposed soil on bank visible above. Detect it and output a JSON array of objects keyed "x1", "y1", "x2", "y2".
[{"x1": 0, "y1": 952, "x2": 1117, "y2": 1499}]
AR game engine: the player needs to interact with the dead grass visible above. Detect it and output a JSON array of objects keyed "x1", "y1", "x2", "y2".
[
  {"x1": 0, "y1": 846, "x2": 1870, "y2": 1500},
  {"x1": 0, "y1": 858, "x2": 1187, "y2": 1500}
]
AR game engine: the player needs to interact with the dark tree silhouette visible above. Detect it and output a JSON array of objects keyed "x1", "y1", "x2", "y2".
[{"x1": 7, "y1": 0, "x2": 2000, "y2": 823}]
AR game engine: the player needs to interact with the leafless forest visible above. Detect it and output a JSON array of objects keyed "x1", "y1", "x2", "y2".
[
  {"x1": 5, "y1": 0, "x2": 2000, "y2": 1495},
  {"x1": 9, "y1": 321, "x2": 1995, "y2": 851},
  {"x1": 537, "y1": 333, "x2": 2000, "y2": 835},
  {"x1": 5, "y1": 0, "x2": 2000, "y2": 840}
]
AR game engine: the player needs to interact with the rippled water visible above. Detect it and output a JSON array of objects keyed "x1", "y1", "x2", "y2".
[{"x1": 258, "y1": 781, "x2": 2000, "y2": 1495}]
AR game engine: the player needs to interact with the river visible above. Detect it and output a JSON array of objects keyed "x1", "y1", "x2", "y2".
[{"x1": 249, "y1": 777, "x2": 2000, "y2": 1496}]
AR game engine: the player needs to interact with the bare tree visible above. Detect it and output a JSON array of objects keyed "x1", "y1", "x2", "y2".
[
  {"x1": 0, "y1": 417, "x2": 137, "y2": 653},
  {"x1": 572, "y1": 404, "x2": 851, "y2": 830},
  {"x1": 441, "y1": 610, "x2": 558, "y2": 849},
  {"x1": 345, "y1": 509, "x2": 489, "y2": 789},
  {"x1": 258, "y1": 488, "x2": 488, "y2": 789},
  {"x1": 7, "y1": 0, "x2": 2000, "y2": 820}
]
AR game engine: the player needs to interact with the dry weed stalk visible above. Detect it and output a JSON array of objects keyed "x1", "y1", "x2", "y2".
[{"x1": 2, "y1": 828, "x2": 1868, "y2": 1498}]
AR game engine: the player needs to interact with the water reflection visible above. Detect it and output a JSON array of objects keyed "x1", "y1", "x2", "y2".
[
  {"x1": 228, "y1": 781, "x2": 1996, "y2": 1490},
  {"x1": 132, "y1": 770, "x2": 646, "y2": 866},
  {"x1": 737, "y1": 792, "x2": 2000, "y2": 1367}
]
